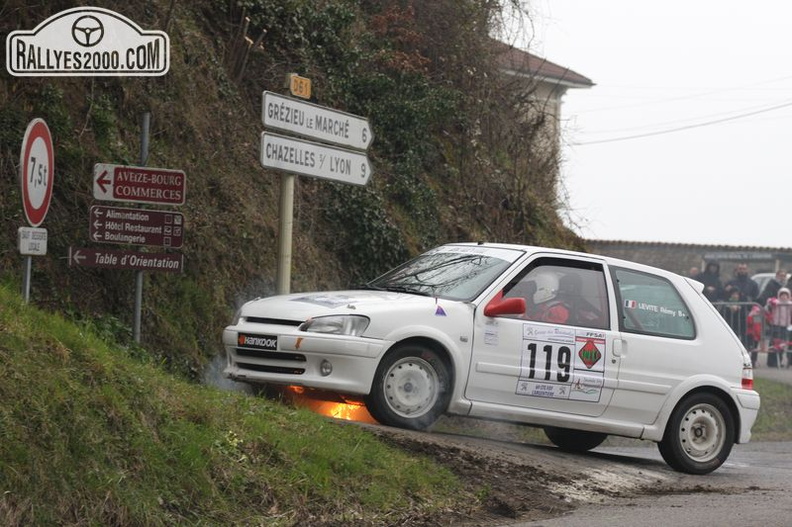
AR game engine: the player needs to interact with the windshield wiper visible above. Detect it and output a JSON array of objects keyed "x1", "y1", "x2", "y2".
[
  {"x1": 382, "y1": 285, "x2": 433, "y2": 296},
  {"x1": 360, "y1": 282, "x2": 434, "y2": 297}
]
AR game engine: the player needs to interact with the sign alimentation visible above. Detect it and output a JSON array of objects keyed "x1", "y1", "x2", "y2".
[{"x1": 90, "y1": 205, "x2": 184, "y2": 248}]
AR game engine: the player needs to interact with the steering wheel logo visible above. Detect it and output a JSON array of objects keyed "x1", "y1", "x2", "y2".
[{"x1": 71, "y1": 15, "x2": 104, "y2": 47}]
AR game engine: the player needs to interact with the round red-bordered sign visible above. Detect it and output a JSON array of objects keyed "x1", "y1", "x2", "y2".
[{"x1": 20, "y1": 118, "x2": 55, "y2": 227}]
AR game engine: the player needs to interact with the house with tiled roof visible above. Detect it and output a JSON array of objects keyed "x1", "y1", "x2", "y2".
[{"x1": 494, "y1": 40, "x2": 593, "y2": 140}]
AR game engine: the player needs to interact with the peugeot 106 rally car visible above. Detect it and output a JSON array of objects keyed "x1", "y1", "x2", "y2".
[{"x1": 223, "y1": 243, "x2": 760, "y2": 474}]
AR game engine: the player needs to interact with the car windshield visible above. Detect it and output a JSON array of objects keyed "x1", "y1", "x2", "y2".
[{"x1": 366, "y1": 245, "x2": 524, "y2": 301}]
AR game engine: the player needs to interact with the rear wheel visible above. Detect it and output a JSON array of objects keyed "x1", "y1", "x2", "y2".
[
  {"x1": 543, "y1": 427, "x2": 607, "y2": 452},
  {"x1": 658, "y1": 392, "x2": 734, "y2": 474},
  {"x1": 365, "y1": 344, "x2": 451, "y2": 430}
]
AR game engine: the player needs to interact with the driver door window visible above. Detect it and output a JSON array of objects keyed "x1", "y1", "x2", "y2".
[{"x1": 501, "y1": 259, "x2": 610, "y2": 330}]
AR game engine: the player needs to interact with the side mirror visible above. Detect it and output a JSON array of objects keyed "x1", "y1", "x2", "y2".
[{"x1": 484, "y1": 296, "x2": 526, "y2": 317}]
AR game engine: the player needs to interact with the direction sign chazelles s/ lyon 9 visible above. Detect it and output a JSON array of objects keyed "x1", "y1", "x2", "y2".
[
  {"x1": 94, "y1": 163, "x2": 186, "y2": 205},
  {"x1": 260, "y1": 132, "x2": 372, "y2": 186},
  {"x1": 6, "y1": 7, "x2": 169, "y2": 76}
]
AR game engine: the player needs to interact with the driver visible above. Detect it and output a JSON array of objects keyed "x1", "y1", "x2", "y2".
[{"x1": 527, "y1": 272, "x2": 570, "y2": 324}]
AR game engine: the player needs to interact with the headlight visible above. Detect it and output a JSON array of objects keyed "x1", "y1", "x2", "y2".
[
  {"x1": 300, "y1": 315, "x2": 370, "y2": 336},
  {"x1": 231, "y1": 308, "x2": 243, "y2": 325}
]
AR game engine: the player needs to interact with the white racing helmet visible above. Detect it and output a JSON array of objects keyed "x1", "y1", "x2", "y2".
[{"x1": 532, "y1": 272, "x2": 560, "y2": 304}]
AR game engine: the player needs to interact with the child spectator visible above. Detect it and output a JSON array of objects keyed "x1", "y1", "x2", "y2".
[
  {"x1": 765, "y1": 287, "x2": 792, "y2": 367},
  {"x1": 746, "y1": 304, "x2": 764, "y2": 368}
]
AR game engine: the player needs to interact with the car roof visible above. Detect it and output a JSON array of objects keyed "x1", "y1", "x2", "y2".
[{"x1": 446, "y1": 242, "x2": 682, "y2": 280}]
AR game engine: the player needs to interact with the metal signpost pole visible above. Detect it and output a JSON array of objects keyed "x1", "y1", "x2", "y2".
[
  {"x1": 22, "y1": 256, "x2": 31, "y2": 303},
  {"x1": 133, "y1": 112, "x2": 151, "y2": 343},
  {"x1": 276, "y1": 173, "x2": 295, "y2": 295},
  {"x1": 19, "y1": 118, "x2": 54, "y2": 304}
]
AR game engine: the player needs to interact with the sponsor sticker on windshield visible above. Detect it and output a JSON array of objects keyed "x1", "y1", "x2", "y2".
[{"x1": 427, "y1": 245, "x2": 524, "y2": 263}]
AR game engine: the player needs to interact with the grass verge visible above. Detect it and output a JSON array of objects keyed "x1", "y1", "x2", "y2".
[
  {"x1": 0, "y1": 282, "x2": 468, "y2": 526},
  {"x1": 751, "y1": 377, "x2": 792, "y2": 441}
]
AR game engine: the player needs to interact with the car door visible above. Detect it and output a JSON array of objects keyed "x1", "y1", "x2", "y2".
[
  {"x1": 605, "y1": 266, "x2": 699, "y2": 424},
  {"x1": 466, "y1": 255, "x2": 620, "y2": 418}
]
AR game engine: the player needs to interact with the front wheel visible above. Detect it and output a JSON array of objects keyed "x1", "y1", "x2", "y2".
[
  {"x1": 544, "y1": 427, "x2": 607, "y2": 452},
  {"x1": 365, "y1": 344, "x2": 451, "y2": 430},
  {"x1": 658, "y1": 393, "x2": 735, "y2": 475}
]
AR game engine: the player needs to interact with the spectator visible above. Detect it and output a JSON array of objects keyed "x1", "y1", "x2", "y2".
[
  {"x1": 746, "y1": 304, "x2": 764, "y2": 368},
  {"x1": 719, "y1": 288, "x2": 752, "y2": 351},
  {"x1": 688, "y1": 267, "x2": 700, "y2": 280},
  {"x1": 698, "y1": 262, "x2": 723, "y2": 302},
  {"x1": 765, "y1": 287, "x2": 792, "y2": 367},
  {"x1": 724, "y1": 263, "x2": 760, "y2": 303},
  {"x1": 758, "y1": 269, "x2": 787, "y2": 306}
]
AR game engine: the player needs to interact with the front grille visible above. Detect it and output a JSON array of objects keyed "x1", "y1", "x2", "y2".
[
  {"x1": 235, "y1": 349, "x2": 306, "y2": 362},
  {"x1": 238, "y1": 362, "x2": 305, "y2": 375},
  {"x1": 246, "y1": 316, "x2": 302, "y2": 326}
]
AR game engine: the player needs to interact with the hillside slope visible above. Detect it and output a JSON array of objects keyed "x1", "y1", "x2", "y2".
[
  {"x1": 0, "y1": 0, "x2": 583, "y2": 372},
  {"x1": 0, "y1": 280, "x2": 478, "y2": 525}
]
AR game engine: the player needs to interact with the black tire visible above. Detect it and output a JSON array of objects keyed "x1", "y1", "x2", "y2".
[
  {"x1": 543, "y1": 426, "x2": 607, "y2": 452},
  {"x1": 658, "y1": 392, "x2": 735, "y2": 475},
  {"x1": 365, "y1": 344, "x2": 451, "y2": 430}
]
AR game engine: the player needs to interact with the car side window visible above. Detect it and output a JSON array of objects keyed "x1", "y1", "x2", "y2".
[
  {"x1": 612, "y1": 267, "x2": 695, "y2": 339},
  {"x1": 502, "y1": 258, "x2": 610, "y2": 329}
]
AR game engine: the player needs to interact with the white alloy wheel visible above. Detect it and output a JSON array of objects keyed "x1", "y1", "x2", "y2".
[
  {"x1": 365, "y1": 345, "x2": 451, "y2": 430},
  {"x1": 677, "y1": 402, "x2": 726, "y2": 463},
  {"x1": 658, "y1": 392, "x2": 734, "y2": 474},
  {"x1": 383, "y1": 356, "x2": 439, "y2": 418}
]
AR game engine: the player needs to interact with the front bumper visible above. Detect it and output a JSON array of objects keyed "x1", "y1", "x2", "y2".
[{"x1": 222, "y1": 326, "x2": 388, "y2": 395}]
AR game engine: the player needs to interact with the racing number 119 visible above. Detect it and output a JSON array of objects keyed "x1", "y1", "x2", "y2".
[{"x1": 525, "y1": 343, "x2": 571, "y2": 382}]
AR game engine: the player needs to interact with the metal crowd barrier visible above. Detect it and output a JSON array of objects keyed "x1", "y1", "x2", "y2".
[{"x1": 711, "y1": 301, "x2": 789, "y2": 368}]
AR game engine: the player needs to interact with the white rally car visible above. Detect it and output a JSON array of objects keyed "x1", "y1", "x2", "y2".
[{"x1": 223, "y1": 243, "x2": 760, "y2": 474}]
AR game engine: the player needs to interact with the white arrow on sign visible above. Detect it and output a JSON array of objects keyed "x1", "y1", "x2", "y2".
[
  {"x1": 260, "y1": 132, "x2": 372, "y2": 186},
  {"x1": 262, "y1": 91, "x2": 374, "y2": 152},
  {"x1": 68, "y1": 247, "x2": 87, "y2": 266}
]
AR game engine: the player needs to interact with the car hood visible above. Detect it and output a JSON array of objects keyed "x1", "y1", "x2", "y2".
[{"x1": 239, "y1": 290, "x2": 455, "y2": 322}]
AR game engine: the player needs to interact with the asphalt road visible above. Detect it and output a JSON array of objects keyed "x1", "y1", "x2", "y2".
[{"x1": 508, "y1": 364, "x2": 792, "y2": 527}]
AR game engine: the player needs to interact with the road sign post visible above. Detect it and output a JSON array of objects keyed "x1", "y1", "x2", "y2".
[
  {"x1": 83, "y1": 113, "x2": 187, "y2": 343},
  {"x1": 260, "y1": 89, "x2": 374, "y2": 295},
  {"x1": 19, "y1": 118, "x2": 55, "y2": 303}
]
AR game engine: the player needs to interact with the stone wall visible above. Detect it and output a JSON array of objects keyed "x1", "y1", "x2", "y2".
[{"x1": 584, "y1": 240, "x2": 792, "y2": 278}]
